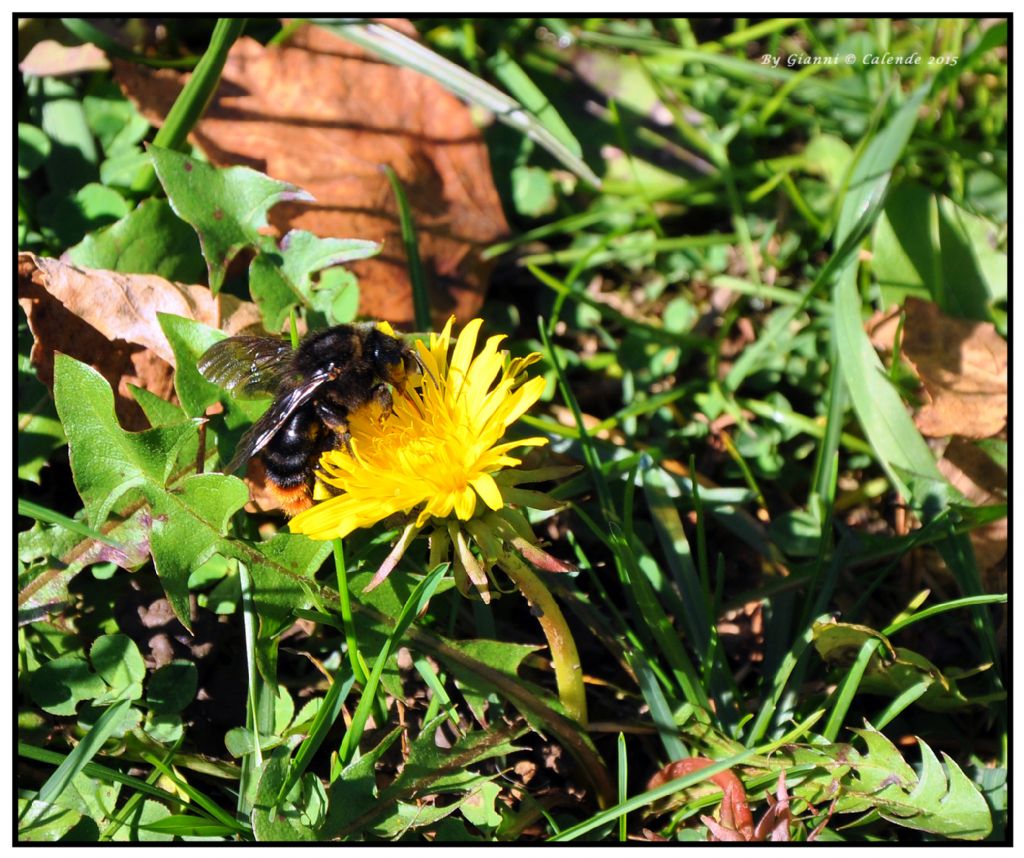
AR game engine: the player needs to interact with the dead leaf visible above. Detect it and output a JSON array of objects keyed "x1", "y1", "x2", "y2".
[
  {"x1": 867, "y1": 298, "x2": 1007, "y2": 439},
  {"x1": 937, "y1": 437, "x2": 1007, "y2": 587},
  {"x1": 648, "y1": 757, "x2": 755, "y2": 841},
  {"x1": 19, "y1": 39, "x2": 110, "y2": 76},
  {"x1": 114, "y1": 21, "x2": 509, "y2": 326},
  {"x1": 18, "y1": 252, "x2": 260, "y2": 430}
]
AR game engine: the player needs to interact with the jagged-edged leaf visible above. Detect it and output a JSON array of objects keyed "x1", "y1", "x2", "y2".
[
  {"x1": 843, "y1": 725, "x2": 992, "y2": 840},
  {"x1": 68, "y1": 197, "x2": 204, "y2": 284},
  {"x1": 149, "y1": 145, "x2": 312, "y2": 292},
  {"x1": 53, "y1": 354, "x2": 300, "y2": 628},
  {"x1": 249, "y1": 230, "x2": 378, "y2": 332},
  {"x1": 813, "y1": 620, "x2": 991, "y2": 711}
]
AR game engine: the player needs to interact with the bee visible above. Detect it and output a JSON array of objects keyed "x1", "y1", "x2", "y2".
[{"x1": 198, "y1": 323, "x2": 422, "y2": 516}]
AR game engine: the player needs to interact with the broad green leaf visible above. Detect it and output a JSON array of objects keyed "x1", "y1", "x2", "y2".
[
  {"x1": 109, "y1": 799, "x2": 173, "y2": 842},
  {"x1": 251, "y1": 747, "x2": 322, "y2": 841},
  {"x1": 831, "y1": 85, "x2": 954, "y2": 514},
  {"x1": 18, "y1": 122, "x2": 50, "y2": 178},
  {"x1": 18, "y1": 318, "x2": 65, "y2": 483},
  {"x1": 90, "y1": 634, "x2": 145, "y2": 704},
  {"x1": 149, "y1": 145, "x2": 313, "y2": 292},
  {"x1": 460, "y1": 781, "x2": 502, "y2": 830},
  {"x1": 53, "y1": 354, "x2": 251, "y2": 626},
  {"x1": 146, "y1": 661, "x2": 198, "y2": 714},
  {"x1": 29, "y1": 655, "x2": 107, "y2": 716},
  {"x1": 17, "y1": 798, "x2": 81, "y2": 842},
  {"x1": 37, "y1": 182, "x2": 129, "y2": 247},
  {"x1": 872, "y1": 183, "x2": 1007, "y2": 318},
  {"x1": 82, "y1": 79, "x2": 150, "y2": 154},
  {"x1": 68, "y1": 198, "x2": 205, "y2": 283},
  {"x1": 39, "y1": 76, "x2": 98, "y2": 190},
  {"x1": 249, "y1": 231, "x2": 378, "y2": 332},
  {"x1": 511, "y1": 165, "x2": 557, "y2": 218},
  {"x1": 143, "y1": 712, "x2": 184, "y2": 745},
  {"x1": 320, "y1": 726, "x2": 403, "y2": 840},
  {"x1": 158, "y1": 313, "x2": 228, "y2": 417}
]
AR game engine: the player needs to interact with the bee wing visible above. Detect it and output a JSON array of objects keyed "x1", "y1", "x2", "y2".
[
  {"x1": 198, "y1": 336, "x2": 297, "y2": 399},
  {"x1": 223, "y1": 371, "x2": 333, "y2": 473}
]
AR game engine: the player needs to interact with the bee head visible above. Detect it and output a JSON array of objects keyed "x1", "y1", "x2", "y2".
[{"x1": 369, "y1": 329, "x2": 416, "y2": 387}]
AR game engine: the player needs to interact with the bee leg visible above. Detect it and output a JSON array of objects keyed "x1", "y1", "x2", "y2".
[
  {"x1": 372, "y1": 383, "x2": 394, "y2": 425},
  {"x1": 313, "y1": 399, "x2": 353, "y2": 454}
]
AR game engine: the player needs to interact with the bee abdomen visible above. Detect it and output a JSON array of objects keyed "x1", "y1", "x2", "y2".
[{"x1": 262, "y1": 408, "x2": 327, "y2": 489}]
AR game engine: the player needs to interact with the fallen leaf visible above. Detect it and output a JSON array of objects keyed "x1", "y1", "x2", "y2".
[
  {"x1": 648, "y1": 757, "x2": 755, "y2": 841},
  {"x1": 18, "y1": 252, "x2": 260, "y2": 430},
  {"x1": 937, "y1": 437, "x2": 1007, "y2": 587},
  {"x1": 19, "y1": 39, "x2": 110, "y2": 76},
  {"x1": 114, "y1": 21, "x2": 509, "y2": 326},
  {"x1": 867, "y1": 298, "x2": 1007, "y2": 439}
]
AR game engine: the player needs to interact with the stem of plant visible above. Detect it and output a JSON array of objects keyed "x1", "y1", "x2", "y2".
[{"x1": 499, "y1": 550, "x2": 588, "y2": 726}]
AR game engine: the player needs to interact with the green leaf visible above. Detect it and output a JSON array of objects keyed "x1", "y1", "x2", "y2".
[
  {"x1": 320, "y1": 727, "x2": 403, "y2": 839},
  {"x1": 37, "y1": 182, "x2": 130, "y2": 247},
  {"x1": 108, "y1": 799, "x2": 173, "y2": 842},
  {"x1": 158, "y1": 314, "x2": 228, "y2": 417},
  {"x1": 146, "y1": 660, "x2": 198, "y2": 714},
  {"x1": 459, "y1": 781, "x2": 502, "y2": 830},
  {"x1": 18, "y1": 122, "x2": 51, "y2": 178},
  {"x1": 251, "y1": 747, "x2": 322, "y2": 841},
  {"x1": 53, "y1": 354, "x2": 251, "y2": 627},
  {"x1": 17, "y1": 798, "x2": 81, "y2": 842},
  {"x1": 68, "y1": 198, "x2": 205, "y2": 283},
  {"x1": 813, "y1": 621, "x2": 988, "y2": 712},
  {"x1": 249, "y1": 230, "x2": 378, "y2": 331},
  {"x1": 143, "y1": 712, "x2": 184, "y2": 745},
  {"x1": 511, "y1": 165, "x2": 557, "y2": 217},
  {"x1": 38, "y1": 698, "x2": 133, "y2": 810},
  {"x1": 39, "y1": 76, "x2": 98, "y2": 190},
  {"x1": 872, "y1": 183, "x2": 1006, "y2": 318},
  {"x1": 845, "y1": 725, "x2": 992, "y2": 839},
  {"x1": 90, "y1": 634, "x2": 145, "y2": 703},
  {"x1": 82, "y1": 79, "x2": 150, "y2": 154},
  {"x1": 149, "y1": 145, "x2": 313, "y2": 292},
  {"x1": 831, "y1": 86, "x2": 955, "y2": 515},
  {"x1": 29, "y1": 655, "x2": 107, "y2": 716}
]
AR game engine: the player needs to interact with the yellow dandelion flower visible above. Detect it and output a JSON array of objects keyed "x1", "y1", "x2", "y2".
[{"x1": 289, "y1": 317, "x2": 548, "y2": 541}]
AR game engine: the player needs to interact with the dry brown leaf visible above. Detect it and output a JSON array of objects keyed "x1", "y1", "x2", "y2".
[
  {"x1": 19, "y1": 39, "x2": 110, "y2": 76},
  {"x1": 937, "y1": 437, "x2": 1007, "y2": 587},
  {"x1": 114, "y1": 21, "x2": 509, "y2": 326},
  {"x1": 648, "y1": 757, "x2": 755, "y2": 841},
  {"x1": 18, "y1": 252, "x2": 260, "y2": 430},
  {"x1": 867, "y1": 298, "x2": 1006, "y2": 439}
]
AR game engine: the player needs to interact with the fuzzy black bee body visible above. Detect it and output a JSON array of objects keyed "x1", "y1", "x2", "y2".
[{"x1": 198, "y1": 323, "x2": 420, "y2": 515}]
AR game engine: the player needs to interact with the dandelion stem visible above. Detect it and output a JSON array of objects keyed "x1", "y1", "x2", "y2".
[{"x1": 499, "y1": 550, "x2": 588, "y2": 726}]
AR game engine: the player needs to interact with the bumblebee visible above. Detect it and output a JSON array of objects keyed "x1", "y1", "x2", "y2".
[{"x1": 198, "y1": 323, "x2": 422, "y2": 516}]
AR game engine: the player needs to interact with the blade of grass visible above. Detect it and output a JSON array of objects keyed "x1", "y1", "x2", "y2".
[
  {"x1": 18, "y1": 498, "x2": 129, "y2": 552},
  {"x1": 338, "y1": 563, "x2": 448, "y2": 765},
  {"x1": 321, "y1": 19, "x2": 601, "y2": 187},
  {"x1": 35, "y1": 698, "x2": 132, "y2": 808},
  {"x1": 628, "y1": 651, "x2": 688, "y2": 762},
  {"x1": 617, "y1": 733, "x2": 628, "y2": 842},
  {"x1": 382, "y1": 165, "x2": 431, "y2": 331},
  {"x1": 538, "y1": 315, "x2": 707, "y2": 713},
  {"x1": 821, "y1": 637, "x2": 879, "y2": 741},
  {"x1": 275, "y1": 670, "x2": 355, "y2": 804},
  {"x1": 548, "y1": 710, "x2": 825, "y2": 841},
  {"x1": 139, "y1": 751, "x2": 248, "y2": 833},
  {"x1": 132, "y1": 18, "x2": 246, "y2": 191}
]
